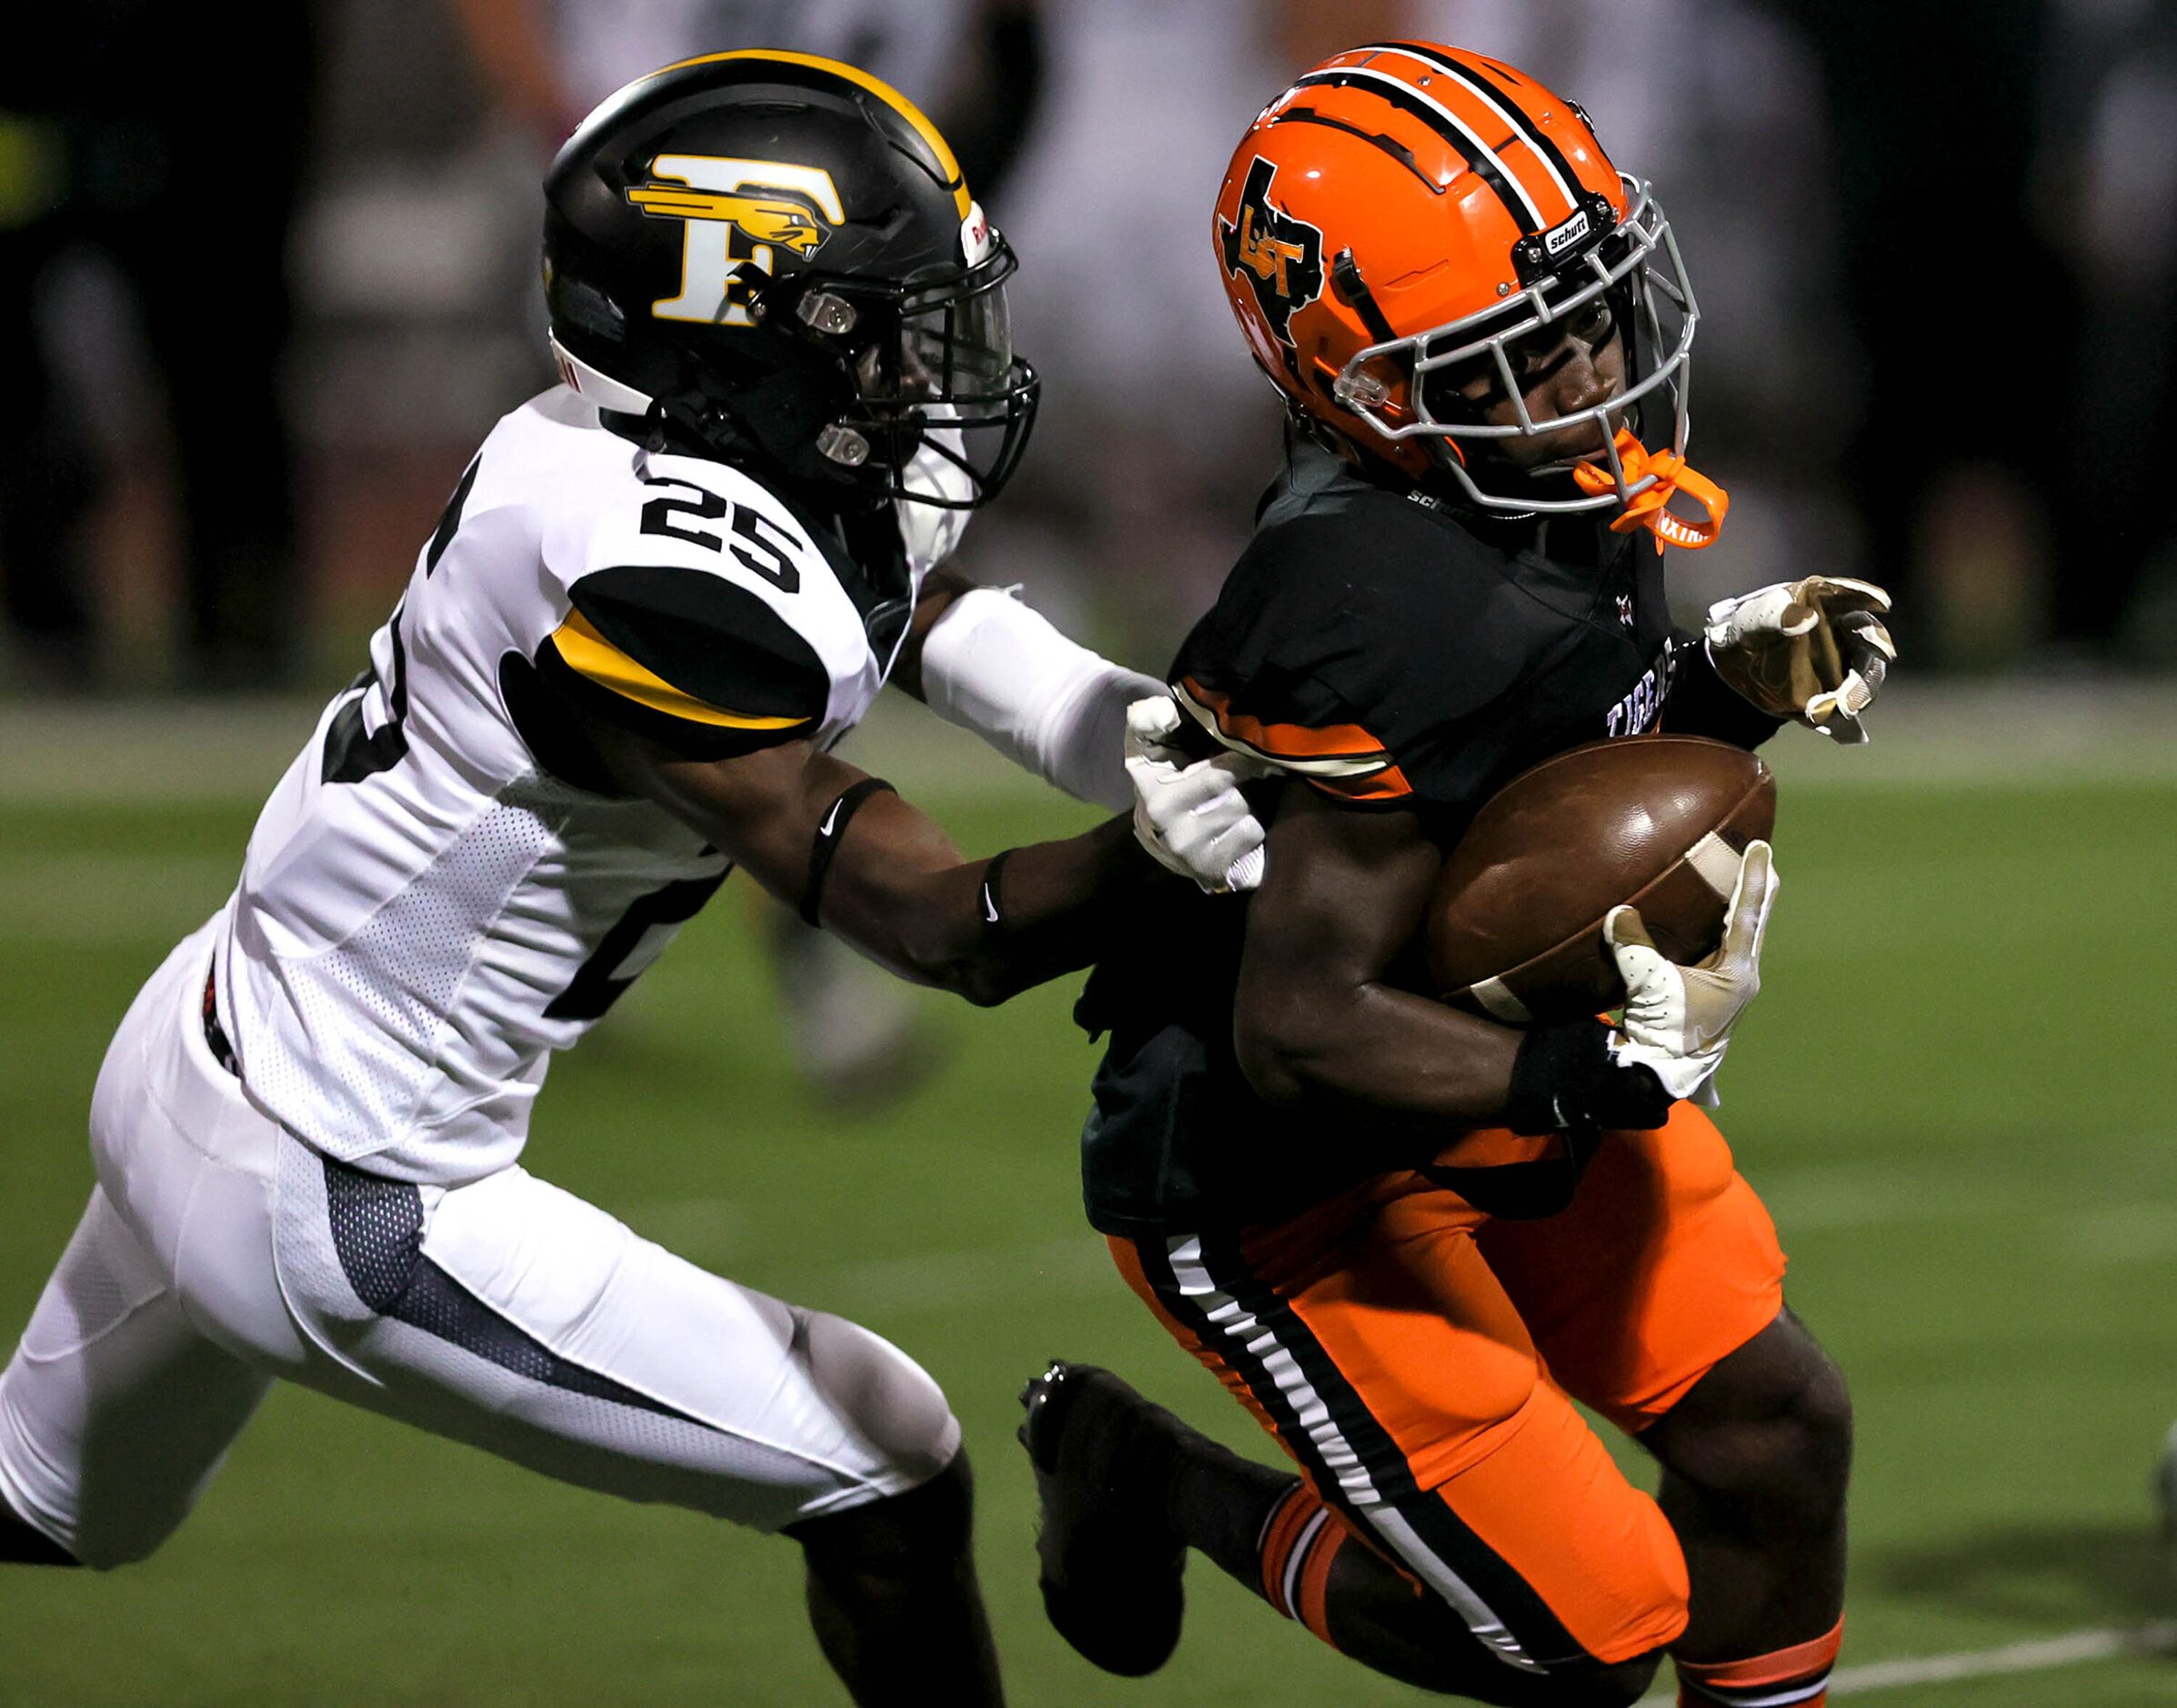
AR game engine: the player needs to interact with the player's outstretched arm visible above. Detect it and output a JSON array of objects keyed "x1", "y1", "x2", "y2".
[
  {"x1": 890, "y1": 568, "x2": 1165, "y2": 811},
  {"x1": 1230, "y1": 785, "x2": 1675, "y2": 1150},
  {"x1": 888, "y1": 573, "x2": 1269, "y2": 890},
  {"x1": 595, "y1": 724, "x2": 1152, "y2": 1007}
]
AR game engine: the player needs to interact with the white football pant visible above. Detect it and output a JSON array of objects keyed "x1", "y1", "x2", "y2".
[{"x1": 0, "y1": 919, "x2": 959, "y2": 1568}]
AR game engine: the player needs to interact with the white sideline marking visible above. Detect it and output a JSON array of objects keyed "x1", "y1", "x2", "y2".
[
  {"x1": 1639, "y1": 1621, "x2": 2177, "y2": 1702},
  {"x1": 1831, "y1": 1623, "x2": 2177, "y2": 1694}
]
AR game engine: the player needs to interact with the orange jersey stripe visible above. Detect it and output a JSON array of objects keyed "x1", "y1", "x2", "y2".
[
  {"x1": 1178, "y1": 677, "x2": 1395, "y2": 767},
  {"x1": 1304, "y1": 766, "x2": 1414, "y2": 803}
]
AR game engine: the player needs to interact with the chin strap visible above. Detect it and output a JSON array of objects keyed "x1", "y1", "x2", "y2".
[{"x1": 1572, "y1": 428, "x2": 1729, "y2": 551}]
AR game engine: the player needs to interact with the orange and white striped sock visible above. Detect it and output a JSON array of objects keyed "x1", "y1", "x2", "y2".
[
  {"x1": 1677, "y1": 1618, "x2": 1844, "y2": 1707},
  {"x1": 1256, "y1": 1483, "x2": 1351, "y2": 1649}
]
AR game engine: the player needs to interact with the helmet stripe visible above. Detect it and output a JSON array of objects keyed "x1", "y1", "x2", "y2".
[
  {"x1": 1268, "y1": 108, "x2": 1444, "y2": 197},
  {"x1": 1450, "y1": 54, "x2": 1599, "y2": 198},
  {"x1": 1293, "y1": 68, "x2": 1542, "y2": 233},
  {"x1": 1360, "y1": 44, "x2": 1581, "y2": 219},
  {"x1": 646, "y1": 48, "x2": 973, "y2": 216}
]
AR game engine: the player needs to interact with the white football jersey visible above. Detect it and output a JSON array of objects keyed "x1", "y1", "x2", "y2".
[{"x1": 215, "y1": 387, "x2": 935, "y2": 1185}]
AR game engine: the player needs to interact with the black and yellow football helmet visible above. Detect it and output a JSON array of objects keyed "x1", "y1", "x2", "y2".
[{"x1": 543, "y1": 50, "x2": 1038, "y2": 510}]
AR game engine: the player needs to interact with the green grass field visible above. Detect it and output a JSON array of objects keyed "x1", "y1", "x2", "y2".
[{"x1": 2, "y1": 698, "x2": 2174, "y2": 1704}]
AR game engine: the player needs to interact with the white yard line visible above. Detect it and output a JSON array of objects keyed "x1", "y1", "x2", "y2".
[
  {"x1": 1831, "y1": 1621, "x2": 2177, "y2": 1693},
  {"x1": 1640, "y1": 1621, "x2": 2177, "y2": 1701}
]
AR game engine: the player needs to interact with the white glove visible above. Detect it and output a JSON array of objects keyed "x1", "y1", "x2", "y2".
[
  {"x1": 1125, "y1": 696, "x2": 1269, "y2": 893},
  {"x1": 1704, "y1": 577, "x2": 1895, "y2": 744},
  {"x1": 1604, "y1": 840, "x2": 1777, "y2": 1106}
]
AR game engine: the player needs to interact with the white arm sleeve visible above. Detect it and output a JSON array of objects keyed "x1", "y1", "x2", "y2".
[{"x1": 918, "y1": 587, "x2": 1164, "y2": 811}]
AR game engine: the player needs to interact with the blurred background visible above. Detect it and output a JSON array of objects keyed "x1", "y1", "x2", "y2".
[
  {"x1": 4, "y1": 0, "x2": 2175, "y2": 689},
  {"x1": 2, "y1": 3, "x2": 2175, "y2": 1703}
]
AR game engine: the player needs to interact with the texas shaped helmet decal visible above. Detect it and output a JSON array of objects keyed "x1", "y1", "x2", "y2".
[{"x1": 1218, "y1": 157, "x2": 1325, "y2": 374}]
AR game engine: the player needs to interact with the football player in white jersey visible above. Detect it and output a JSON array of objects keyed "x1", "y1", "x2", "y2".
[{"x1": 0, "y1": 52, "x2": 1264, "y2": 1706}]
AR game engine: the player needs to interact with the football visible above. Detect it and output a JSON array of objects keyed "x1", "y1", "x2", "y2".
[{"x1": 1424, "y1": 735, "x2": 1776, "y2": 1023}]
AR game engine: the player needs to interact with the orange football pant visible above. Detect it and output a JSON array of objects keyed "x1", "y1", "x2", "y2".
[{"x1": 1110, "y1": 1100, "x2": 1788, "y2": 1671}]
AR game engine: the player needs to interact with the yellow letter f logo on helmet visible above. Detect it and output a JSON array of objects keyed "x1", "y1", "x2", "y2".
[{"x1": 628, "y1": 156, "x2": 845, "y2": 327}]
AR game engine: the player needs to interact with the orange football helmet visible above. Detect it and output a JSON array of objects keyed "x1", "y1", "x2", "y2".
[{"x1": 1213, "y1": 42, "x2": 1703, "y2": 522}]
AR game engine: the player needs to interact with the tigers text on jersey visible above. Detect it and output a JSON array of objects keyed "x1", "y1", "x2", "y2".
[
  {"x1": 1075, "y1": 435, "x2": 1781, "y2": 1238},
  {"x1": 215, "y1": 387, "x2": 926, "y2": 1184}
]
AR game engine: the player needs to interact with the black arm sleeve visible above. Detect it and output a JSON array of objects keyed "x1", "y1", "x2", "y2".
[{"x1": 1662, "y1": 633, "x2": 1789, "y2": 750}]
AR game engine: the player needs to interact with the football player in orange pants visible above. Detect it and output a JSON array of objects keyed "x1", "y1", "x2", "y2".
[{"x1": 1024, "y1": 42, "x2": 1892, "y2": 1708}]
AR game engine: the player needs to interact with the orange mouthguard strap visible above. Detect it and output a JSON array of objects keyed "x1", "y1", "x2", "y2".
[{"x1": 1571, "y1": 429, "x2": 1729, "y2": 550}]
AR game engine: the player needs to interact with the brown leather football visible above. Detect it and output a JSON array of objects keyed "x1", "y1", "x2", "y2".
[{"x1": 1424, "y1": 735, "x2": 1775, "y2": 1023}]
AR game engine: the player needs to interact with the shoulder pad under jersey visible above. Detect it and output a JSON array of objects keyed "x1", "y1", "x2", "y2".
[
  {"x1": 538, "y1": 458, "x2": 845, "y2": 759},
  {"x1": 1173, "y1": 503, "x2": 1526, "y2": 809}
]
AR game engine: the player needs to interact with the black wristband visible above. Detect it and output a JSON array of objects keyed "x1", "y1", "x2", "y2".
[
  {"x1": 1505, "y1": 1021, "x2": 1673, "y2": 1137},
  {"x1": 977, "y1": 848, "x2": 1014, "y2": 939},
  {"x1": 799, "y1": 778, "x2": 897, "y2": 926}
]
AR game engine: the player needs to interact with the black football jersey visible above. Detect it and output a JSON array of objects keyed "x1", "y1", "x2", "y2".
[{"x1": 1078, "y1": 436, "x2": 1781, "y2": 1237}]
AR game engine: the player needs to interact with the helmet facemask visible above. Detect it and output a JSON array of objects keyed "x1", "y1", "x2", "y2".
[
  {"x1": 1332, "y1": 176, "x2": 1698, "y2": 517},
  {"x1": 807, "y1": 240, "x2": 1040, "y2": 512}
]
